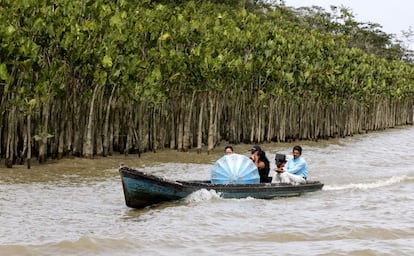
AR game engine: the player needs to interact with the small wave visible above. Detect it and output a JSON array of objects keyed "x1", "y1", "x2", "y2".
[
  {"x1": 323, "y1": 175, "x2": 412, "y2": 191},
  {"x1": 0, "y1": 236, "x2": 135, "y2": 256},
  {"x1": 183, "y1": 189, "x2": 222, "y2": 203}
]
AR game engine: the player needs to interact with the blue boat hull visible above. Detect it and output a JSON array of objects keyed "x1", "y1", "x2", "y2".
[{"x1": 119, "y1": 167, "x2": 324, "y2": 208}]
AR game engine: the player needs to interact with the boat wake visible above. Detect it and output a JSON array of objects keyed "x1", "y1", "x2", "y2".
[
  {"x1": 183, "y1": 189, "x2": 222, "y2": 203},
  {"x1": 323, "y1": 175, "x2": 413, "y2": 191}
]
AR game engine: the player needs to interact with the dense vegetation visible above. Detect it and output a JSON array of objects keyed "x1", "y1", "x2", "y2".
[{"x1": 1, "y1": 0, "x2": 413, "y2": 168}]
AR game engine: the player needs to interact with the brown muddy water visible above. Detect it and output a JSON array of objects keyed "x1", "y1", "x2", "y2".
[{"x1": 1, "y1": 126, "x2": 414, "y2": 256}]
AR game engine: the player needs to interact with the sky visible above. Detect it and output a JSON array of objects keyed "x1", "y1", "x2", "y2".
[{"x1": 284, "y1": 0, "x2": 413, "y2": 45}]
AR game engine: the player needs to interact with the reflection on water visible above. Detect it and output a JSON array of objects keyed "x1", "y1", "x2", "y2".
[{"x1": 1, "y1": 126, "x2": 414, "y2": 255}]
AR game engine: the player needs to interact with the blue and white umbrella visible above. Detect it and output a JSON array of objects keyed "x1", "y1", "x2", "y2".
[{"x1": 210, "y1": 154, "x2": 260, "y2": 184}]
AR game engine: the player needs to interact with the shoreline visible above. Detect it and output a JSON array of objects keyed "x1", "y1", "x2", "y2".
[{"x1": 2, "y1": 124, "x2": 413, "y2": 170}]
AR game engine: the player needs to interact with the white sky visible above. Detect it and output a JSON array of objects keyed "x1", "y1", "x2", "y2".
[{"x1": 284, "y1": 0, "x2": 413, "y2": 42}]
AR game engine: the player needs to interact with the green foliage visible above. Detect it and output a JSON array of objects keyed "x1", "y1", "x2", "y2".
[
  {"x1": 0, "y1": 0, "x2": 413, "y2": 108},
  {"x1": 0, "y1": 0, "x2": 412, "y2": 161},
  {"x1": 34, "y1": 133, "x2": 54, "y2": 142},
  {"x1": 291, "y1": 5, "x2": 407, "y2": 61}
]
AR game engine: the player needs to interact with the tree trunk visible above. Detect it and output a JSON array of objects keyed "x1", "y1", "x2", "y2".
[
  {"x1": 83, "y1": 84, "x2": 102, "y2": 158},
  {"x1": 5, "y1": 106, "x2": 15, "y2": 168},
  {"x1": 27, "y1": 114, "x2": 31, "y2": 169},
  {"x1": 250, "y1": 109, "x2": 255, "y2": 143},
  {"x1": 169, "y1": 101, "x2": 176, "y2": 149},
  {"x1": 177, "y1": 96, "x2": 184, "y2": 152},
  {"x1": 183, "y1": 92, "x2": 195, "y2": 151},
  {"x1": 95, "y1": 84, "x2": 106, "y2": 156},
  {"x1": 214, "y1": 96, "x2": 222, "y2": 145},
  {"x1": 151, "y1": 107, "x2": 157, "y2": 152},
  {"x1": 196, "y1": 99, "x2": 204, "y2": 154},
  {"x1": 18, "y1": 117, "x2": 27, "y2": 165},
  {"x1": 58, "y1": 116, "x2": 65, "y2": 159},
  {"x1": 266, "y1": 96, "x2": 276, "y2": 142},
  {"x1": 103, "y1": 85, "x2": 117, "y2": 157},
  {"x1": 207, "y1": 93, "x2": 215, "y2": 154},
  {"x1": 112, "y1": 107, "x2": 120, "y2": 152},
  {"x1": 66, "y1": 104, "x2": 74, "y2": 157},
  {"x1": 38, "y1": 100, "x2": 50, "y2": 164},
  {"x1": 72, "y1": 89, "x2": 81, "y2": 157},
  {"x1": 124, "y1": 109, "x2": 134, "y2": 156}
]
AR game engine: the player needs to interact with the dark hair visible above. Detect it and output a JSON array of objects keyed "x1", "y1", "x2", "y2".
[
  {"x1": 249, "y1": 145, "x2": 262, "y2": 153},
  {"x1": 258, "y1": 150, "x2": 266, "y2": 159},
  {"x1": 224, "y1": 145, "x2": 234, "y2": 152},
  {"x1": 293, "y1": 145, "x2": 302, "y2": 154}
]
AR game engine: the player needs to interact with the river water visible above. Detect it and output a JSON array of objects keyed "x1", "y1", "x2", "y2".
[{"x1": 1, "y1": 126, "x2": 414, "y2": 256}]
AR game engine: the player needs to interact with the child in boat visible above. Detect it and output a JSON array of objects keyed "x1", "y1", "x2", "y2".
[
  {"x1": 274, "y1": 153, "x2": 287, "y2": 169},
  {"x1": 224, "y1": 145, "x2": 234, "y2": 155}
]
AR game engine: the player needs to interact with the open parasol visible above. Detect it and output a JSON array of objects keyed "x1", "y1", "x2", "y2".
[{"x1": 210, "y1": 154, "x2": 259, "y2": 184}]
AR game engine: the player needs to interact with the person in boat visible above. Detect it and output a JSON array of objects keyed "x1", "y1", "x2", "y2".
[
  {"x1": 249, "y1": 145, "x2": 271, "y2": 183},
  {"x1": 272, "y1": 154, "x2": 290, "y2": 182},
  {"x1": 224, "y1": 145, "x2": 234, "y2": 155},
  {"x1": 273, "y1": 145, "x2": 308, "y2": 184},
  {"x1": 274, "y1": 153, "x2": 287, "y2": 170}
]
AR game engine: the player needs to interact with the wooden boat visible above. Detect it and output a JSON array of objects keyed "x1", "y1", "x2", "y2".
[{"x1": 119, "y1": 166, "x2": 324, "y2": 208}]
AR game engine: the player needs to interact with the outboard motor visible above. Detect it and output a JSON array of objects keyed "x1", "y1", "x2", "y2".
[{"x1": 275, "y1": 153, "x2": 286, "y2": 168}]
